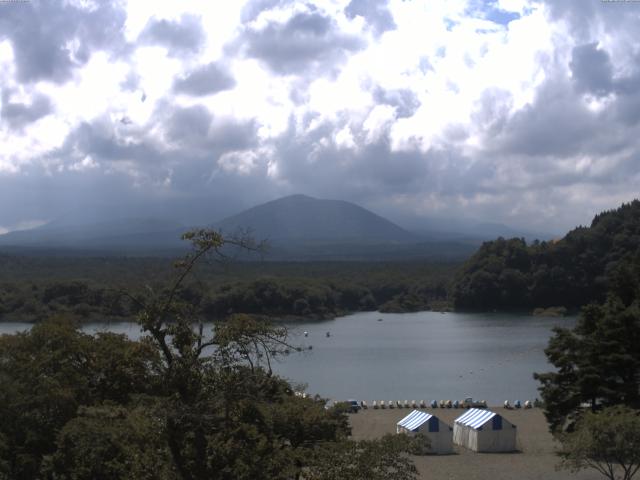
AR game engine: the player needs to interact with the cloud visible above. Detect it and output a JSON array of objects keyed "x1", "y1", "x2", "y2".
[
  {"x1": 138, "y1": 13, "x2": 206, "y2": 55},
  {"x1": 241, "y1": 10, "x2": 365, "y2": 75},
  {"x1": 1, "y1": 90, "x2": 52, "y2": 130},
  {"x1": 0, "y1": 0, "x2": 128, "y2": 84},
  {"x1": 2, "y1": 0, "x2": 640, "y2": 235},
  {"x1": 570, "y1": 42, "x2": 613, "y2": 96},
  {"x1": 345, "y1": 0, "x2": 396, "y2": 36},
  {"x1": 173, "y1": 62, "x2": 236, "y2": 96},
  {"x1": 372, "y1": 87, "x2": 420, "y2": 119}
]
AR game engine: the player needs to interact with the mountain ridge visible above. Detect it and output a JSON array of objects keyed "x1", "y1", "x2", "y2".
[{"x1": 214, "y1": 194, "x2": 417, "y2": 244}]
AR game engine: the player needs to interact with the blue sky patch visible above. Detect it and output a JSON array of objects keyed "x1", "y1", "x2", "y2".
[{"x1": 466, "y1": 0, "x2": 521, "y2": 26}]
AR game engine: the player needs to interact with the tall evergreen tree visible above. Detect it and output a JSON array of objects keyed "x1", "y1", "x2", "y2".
[{"x1": 535, "y1": 255, "x2": 640, "y2": 433}]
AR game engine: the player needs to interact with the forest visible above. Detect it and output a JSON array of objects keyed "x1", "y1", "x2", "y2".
[
  {"x1": 0, "y1": 256, "x2": 454, "y2": 323},
  {"x1": 0, "y1": 231, "x2": 424, "y2": 479},
  {"x1": 2, "y1": 200, "x2": 640, "y2": 323},
  {"x1": 451, "y1": 200, "x2": 640, "y2": 312}
]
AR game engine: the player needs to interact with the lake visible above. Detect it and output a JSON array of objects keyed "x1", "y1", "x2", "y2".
[{"x1": 0, "y1": 311, "x2": 574, "y2": 404}]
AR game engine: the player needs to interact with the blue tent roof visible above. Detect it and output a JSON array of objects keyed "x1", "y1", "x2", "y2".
[
  {"x1": 397, "y1": 410, "x2": 433, "y2": 431},
  {"x1": 454, "y1": 408, "x2": 497, "y2": 430}
]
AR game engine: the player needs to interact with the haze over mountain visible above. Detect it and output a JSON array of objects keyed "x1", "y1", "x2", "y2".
[
  {"x1": 0, "y1": 194, "x2": 484, "y2": 259},
  {"x1": 215, "y1": 194, "x2": 416, "y2": 243},
  {"x1": 0, "y1": 193, "x2": 556, "y2": 259},
  {"x1": 0, "y1": 218, "x2": 186, "y2": 253}
]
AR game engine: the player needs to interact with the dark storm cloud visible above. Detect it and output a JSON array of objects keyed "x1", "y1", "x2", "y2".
[
  {"x1": 0, "y1": 161, "x2": 272, "y2": 227},
  {"x1": 165, "y1": 105, "x2": 213, "y2": 147},
  {"x1": 43, "y1": 103, "x2": 260, "y2": 198},
  {"x1": 55, "y1": 117, "x2": 165, "y2": 167},
  {"x1": 372, "y1": 87, "x2": 420, "y2": 118},
  {"x1": 269, "y1": 115, "x2": 497, "y2": 208},
  {"x1": 496, "y1": 80, "x2": 600, "y2": 157},
  {"x1": 164, "y1": 105, "x2": 257, "y2": 154},
  {"x1": 173, "y1": 62, "x2": 236, "y2": 96},
  {"x1": 345, "y1": 0, "x2": 396, "y2": 36},
  {"x1": 0, "y1": 0, "x2": 128, "y2": 84},
  {"x1": 610, "y1": 55, "x2": 640, "y2": 127},
  {"x1": 138, "y1": 14, "x2": 206, "y2": 55},
  {"x1": 0, "y1": 90, "x2": 52, "y2": 130},
  {"x1": 613, "y1": 78, "x2": 640, "y2": 126},
  {"x1": 570, "y1": 43, "x2": 613, "y2": 96},
  {"x1": 242, "y1": 11, "x2": 365, "y2": 75}
]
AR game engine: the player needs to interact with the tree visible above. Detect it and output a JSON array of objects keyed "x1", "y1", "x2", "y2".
[
  {"x1": 0, "y1": 229, "x2": 421, "y2": 479},
  {"x1": 0, "y1": 317, "x2": 159, "y2": 479},
  {"x1": 534, "y1": 255, "x2": 640, "y2": 433},
  {"x1": 42, "y1": 404, "x2": 174, "y2": 480},
  {"x1": 306, "y1": 434, "x2": 422, "y2": 480},
  {"x1": 559, "y1": 406, "x2": 640, "y2": 480}
]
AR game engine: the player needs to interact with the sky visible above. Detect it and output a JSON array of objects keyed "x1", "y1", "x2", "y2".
[{"x1": 1, "y1": 0, "x2": 639, "y2": 235}]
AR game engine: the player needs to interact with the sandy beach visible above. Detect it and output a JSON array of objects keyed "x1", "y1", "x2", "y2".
[{"x1": 349, "y1": 407, "x2": 602, "y2": 480}]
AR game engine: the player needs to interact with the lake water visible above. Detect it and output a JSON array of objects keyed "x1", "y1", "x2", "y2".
[{"x1": 0, "y1": 311, "x2": 574, "y2": 404}]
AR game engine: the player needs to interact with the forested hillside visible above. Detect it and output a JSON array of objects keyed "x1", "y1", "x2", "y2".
[
  {"x1": 0, "y1": 258, "x2": 454, "y2": 322},
  {"x1": 451, "y1": 200, "x2": 640, "y2": 311}
]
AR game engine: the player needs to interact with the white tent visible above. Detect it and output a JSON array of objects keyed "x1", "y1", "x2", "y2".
[
  {"x1": 396, "y1": 410, "x2": 453, "y2": 454},
  {"x1": 453, "y1": 408, "x2": 517, "y2": 452}
]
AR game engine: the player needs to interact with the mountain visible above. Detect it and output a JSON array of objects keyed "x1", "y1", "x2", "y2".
[
  {"x1": 0, "y1": 195, "x2": 480, "y2": 260},
  {"x1": 0, "y1": 218, "x2": 187, "y2": 253},
  {"x1": 215, "y1": 194, "x2": 417, "y2": 243}
]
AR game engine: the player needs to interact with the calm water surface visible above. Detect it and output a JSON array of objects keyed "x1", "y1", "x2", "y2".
[{"x1": 0, "y1": 311, "x2": 575, "y2": 404}]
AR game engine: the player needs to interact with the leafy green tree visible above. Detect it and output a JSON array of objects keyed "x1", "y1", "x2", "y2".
[
  {"x1": 559, "y1": 406, "x2": 640, "y2": 480},
  {"x1": 0, "y1": 229, "x2": 422, "y2": 480},
  {"x1": 452, "y1": 200, "x2": 640, "y2": 311},
  {"x1": 535, "y1": 257, "x2": 640, "y2": 433},
  {"x1": 42, "y1": 404, "x2": 174, "y2": 480},
  {"x1": 306, "y1": 434, "x2": 421, "y2": 480},
  {"x1": 0, "y1": 318, "x2": 160, "y2": 479}
]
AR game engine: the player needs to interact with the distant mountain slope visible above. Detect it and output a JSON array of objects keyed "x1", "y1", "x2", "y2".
[
  {"x1": 215, "y1": 194, "x2": 416, "y2": 243},
  {"x1": 0, "y1": 196, "x2": 479, "y2": 260},
  {"x1": 0, "y1": 218, "x2": 186, "y2": 250},
  {"x1": 451, "y1": 200, "x2": 640, "y2": 311}
]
